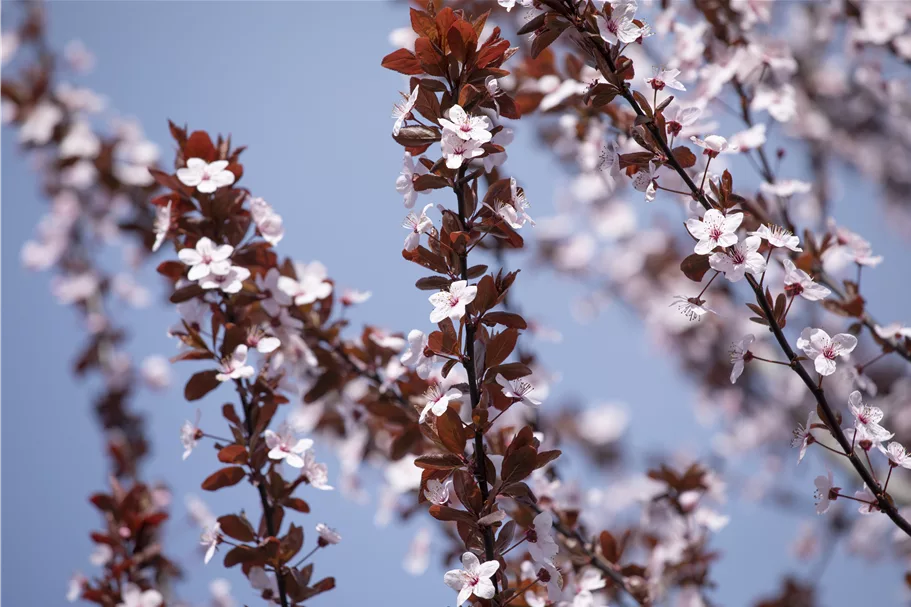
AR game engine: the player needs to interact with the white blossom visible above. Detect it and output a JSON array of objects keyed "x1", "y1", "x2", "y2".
[
  {"x1": 316, "y1": 523, "x2": 342, "y2": 545},
  {"x1": 420, "y1": 384, "x2": 462, "y2": 423},
  {"x1": 814, "y1": 470, "x2": 836, "y2": 514},
  {"x1": 403, "y1": 203, "x2": 434, "y2": 252},
  {"x1": 442, "y1": 132, "x2": 484, "y2": 169},
  {"x1": 392, "y1": 86, "x2": 420, "y2": 136},
  {"x1": 497, "y1": 373, "x2": 542, "y2": 407},
  {"x1": 686, "y1": 209, "x2": 742, "y2": 255},
  {"x1": 729, "y1": 334, "x2": 754, "y2": 384},
  {"x1": 396, "y1": 153, "x2": 429, "y2": 208},
  {"x1": 751, "y1": 224, "x2": 801, "y2": 251},
  {"x1": 796, "y1": 328, "x2": 857, "y2": 376},
  {"x1": 424, "y1": 479, "x2": 452, "y2": 505},
  {"x1": 444, "y1": 552, "x2": 501, "y2": 605},
  {"x1": 176, "y1": 158, "x2": 235, "y2": 194},
  {"x1": 527, "y1": 511, "x2": 559, "y2": 565},
  {"x1": 265, "y1": 424, "x2": 314, "y2": 468},
  {"x1": 216, "y1": 345, "x2": 256, "y2": 382},
  {"x1": 598, "y1": 0, "x2": 646, "y2": 44},
  {"x1": 277, "y1": 262, "x2": 333, "y2": 306},
  {"x1": 708, "y1": 235, "x2": 765, "y2": 282},
  {"x1": 782, "y1": 259, "x2": 830, "y2": 301},
  {"x1": 429, "y1": 280, "x2": 477, "y2": 323},
  {"x1": 439, "y1": 104, "x2": 492, "y2": 143},
  {"x1": 178, "y1": 237, "x2": 233, "y2": 281},
  {"x1": 116, "y1": 584, "x2": 163, "y2": 607},
  {"x1": 201, "y1": 522, "x2": 221, "y2": 564}
]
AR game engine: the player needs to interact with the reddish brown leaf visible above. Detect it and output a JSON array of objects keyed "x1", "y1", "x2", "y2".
[
  {"x1": 217, "y1": 444, "x2": 248, "y2": 464},
  {"x1": 218, "y1": 514, "x2": 256, "y2": 542},
  {"x1": 486, "y1": 328, "x2": 519, "y2": 368},
  {"x1": 381, "y1": 48, "x2": 424, "y2": 75},
  {"x1": 184, "y1": 370, "x2": 221, "y2": 401},
  {"x1": 680, "y1": 253, "x2": 711, "y2": 283},
  {"x1": 202, "y1": 466, "x2": 246, "y2": 491},
  {"x1": 437, "y1": 407, "x2": 467, "y2": 455}
]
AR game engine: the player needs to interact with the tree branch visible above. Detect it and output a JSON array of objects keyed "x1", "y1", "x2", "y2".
[
  {"x1": 453, "y1": 165, "x2": 503, "y2": 600},
  {"x1": 557, "y1": 6, "x2": 911, "y2": 537},
  {"x1": 234, "y1": 379, "x2": 290, "y2": 607}
]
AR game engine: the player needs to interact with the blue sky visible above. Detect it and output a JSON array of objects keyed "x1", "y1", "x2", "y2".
[{"x1": 3, "y1": 2, "x2": 911, "y2": 606}]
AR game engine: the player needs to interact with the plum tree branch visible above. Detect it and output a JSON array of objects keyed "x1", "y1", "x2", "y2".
[
  {"x1": 551, "y1": 2, "x2": 911, "y2": 537},
  {"x1": 453, "y1": 165, "x2": 503, "y2": 600}
]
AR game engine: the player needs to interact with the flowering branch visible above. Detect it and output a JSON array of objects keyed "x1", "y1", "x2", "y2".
[{"x1": 520, "y1": 0, "x2": 911, "y2": 538}]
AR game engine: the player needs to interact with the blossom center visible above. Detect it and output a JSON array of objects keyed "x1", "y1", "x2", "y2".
[{"x1": 785, "y1": 283, "x2": 803, "y2": 297}]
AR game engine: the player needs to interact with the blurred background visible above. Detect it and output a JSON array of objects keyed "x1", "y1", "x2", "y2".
[{"x1": 3, "y1": 2, "x2": 911, "y2": 606}]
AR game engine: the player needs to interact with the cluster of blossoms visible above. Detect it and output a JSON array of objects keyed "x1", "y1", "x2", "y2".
[
  {"x1": 382, "y1": 7, "x2": 737, "y2": 606},
  {"x1": 469, "y1": 0, "x2": 911, "y2": 599},
  {"x1": 151, "y1": 126, "x2": 352, "y2": 606}
]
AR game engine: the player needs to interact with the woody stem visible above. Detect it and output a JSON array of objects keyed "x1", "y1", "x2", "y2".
[{"x1": 454, "y1": 165, "x2": 502, "y2": 601}]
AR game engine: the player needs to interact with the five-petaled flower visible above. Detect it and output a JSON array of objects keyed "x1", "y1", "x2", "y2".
[
  {"x1": 646, "y1": 67, "x2": 685, "y2": 91},
  {"x1": 497, "y1": 373, "x2": 542, "y2": 407},
  {"x1": 300, "y1": 451, "x2": 334, "y2": 490},
  {"x1": 690, "y1": 135, "x2": 737, "y2": 158},
  {"x1": 392, "y1": 86, "x2": 419, "y2": 136},
  {"x1": 782, "y1": 259, "x2": 830, "y2": 301},
  {"x1": 396, "y1": 153, "x2": 429, "y2": 208},
  {"x1": 424, "y1": 478, "x2": 452, "y2": 505},
  {"x1": 442, "y1": 132, "x2": 484, "y2": 169},
  {"x1": 401, "y1": 329, "x2": 434, "y2": 379},
  {"x1": 216, "y1": 345, "x2": 256, "y2": 382},
  {"x1": 729, "y1": 334, "x2": 754, "y2": 384},
  {"x1": 814, "y1": 470, "x2": 837, "y2": 514},
  {"x1": 439, "y1": 104, "x2": 492, "y2": 143},
  {"x1": 246, "y1": 327, "x2": 281, "y2": 354},
  {"x1": 201, "y1": 521, "x2": 221, "y2": 565},
  {"x1": 256, "y1": 267, "x2": 292, "y2": 316},
  {"x1": 796, "y1": 328, "x2": 857, "y2": 376},
  {"x1": 199, "y1": 265, "x2": 250, "y2": 294},
  {"x1": 419, "y1": 384, "x2": 463, "y2": 423},
  {"x1": 882, "y1": 442, "x2": 911, "y2": 469},
  {"x1": 249, "y1": 197, "x2": 285, "y2": 246},
  {"x1": 316, "y1": 523, "x2": 342, "y2": 546},
  {"x1": 277, "y1": 262, "x2": 333, "y2": 306},
  {"x1": 752, "y1": 224, "x2": 802, "y2": 252},
  {"x1": 181, "y1": 409, "x2": 202, "y2": 461},
  {"x1": 597, "y1": 0, "x2": 646, "y2": 44},
  {"x1": 847, "y1": 390, "x2": 893, "y2": 445},
  {"x1": 264, "y1": 423, "x2": 314, "y2": 468},
  {"x1": 631, "y1": 161, "x2": 659, "y2": 202},
  {"x1": 429, "y1": 280, "x2": 477, "y2": 323},
  {"x1": 874, "y1": 323, "x2": 911, "y2": 341},
  {"x1": 670, "y1": 295, "x2": 715, "y2": 321},
  {"x1": 791, "y1": 410, "x2": 817, "y2": 465},
  {"x1": 152, "y1": 201, "x2": 172, "y2": 253},
  {"x1": 177, "y1": 158, "x2": 236, "y2": 194},
  {"x1": 444, "y1": 552, "x2": 501, "y2": 606},
  {"x1": 599, "y1": 140, "x2": 621, "y2": 178},
  {"x1": 686, "y1": 209, "x2": 742, "y2": 255},
  {"x1": 178, "y1": 237, "x2": 234, "y2": 281},
  {"x1": 403, "y1": 203, "x2": 434, "y2": 252},
  {"x1": 527, "y1": 511, "x2": 559, "y2": 565},
  {"x1": 116, "y1": 584, "x2": 163, "y2": 607},
  {"x1": 709, "y1": 235, "x2": 766, "y2": 282}
]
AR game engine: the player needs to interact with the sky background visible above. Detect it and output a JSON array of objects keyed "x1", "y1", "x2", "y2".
[{"x1": 3, "y1": 2, "x2": 911, "y2": 606}]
